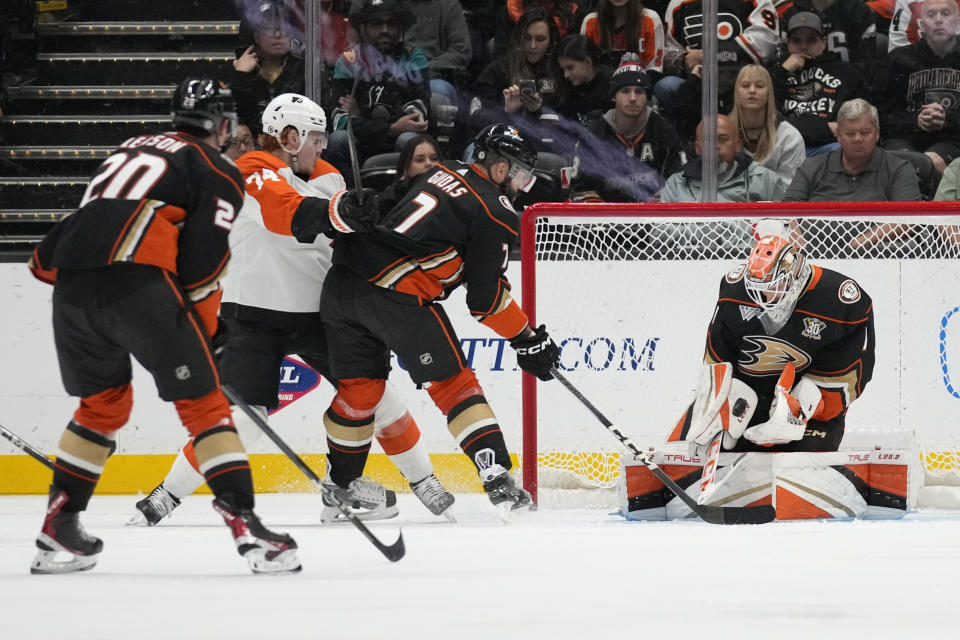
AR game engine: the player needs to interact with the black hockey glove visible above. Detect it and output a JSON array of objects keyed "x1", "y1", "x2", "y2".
[
  {"x1": 510, "y1": 324, "x2": 560, "y2": 381},
  {"x1": 328, "y1": 188, "x2": 380, "y2": 234}
]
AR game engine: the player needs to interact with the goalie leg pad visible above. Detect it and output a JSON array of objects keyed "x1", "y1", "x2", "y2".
[{"x1": 774, "y1": 452, "x2": 869, "y2": 519}]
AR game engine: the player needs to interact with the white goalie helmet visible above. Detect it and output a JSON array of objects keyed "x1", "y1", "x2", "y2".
[
  {"x1": 744, "y1": 235, "x2": 812, "y2": 327},
  {"x1": 261, "y1": 93, "x2": 328, "y2": 154}
]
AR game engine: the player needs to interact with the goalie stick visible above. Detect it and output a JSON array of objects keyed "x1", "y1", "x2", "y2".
[
  {"x1": 221, "y1": 385, "x2": 406, "y2": 562},
  {"x1": 1, "y1": 423, "x2": 55, "y2": 470},
  {"x1": 548, "y1": 368, "x2": 776, "y2": 525}
]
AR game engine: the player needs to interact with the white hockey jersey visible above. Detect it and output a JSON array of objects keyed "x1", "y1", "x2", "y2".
[{"x1": 222, "y1": 151, "x2": 345, "y2": 314}]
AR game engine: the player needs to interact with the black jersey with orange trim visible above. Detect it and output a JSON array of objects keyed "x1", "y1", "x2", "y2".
[
  {"x1": 704, "y1": 262, "x2": 875, "y2": 426},
  {"x1": 332, "y1": 161, "x2": 529, "y2": 339},
  {"x1": 28, "y1": 130, "x2": 245, "y2": 334}
]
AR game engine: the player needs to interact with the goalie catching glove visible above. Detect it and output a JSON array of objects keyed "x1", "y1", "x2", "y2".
[
  {"x1": 510, "y1": 324, "x2": 560, "y2": 381},
  {"x1": 744, "y1": 361, "x2": 824, "y2": 446},
  {"x1": 328, "y1": 188, "x2": 380, "y2": 234}
]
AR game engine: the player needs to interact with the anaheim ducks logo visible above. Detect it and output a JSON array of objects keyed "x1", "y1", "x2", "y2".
[
  {"x1": 738, "y1": 336, "x2": 811, "y2": 375},
  {"x1": 725, "y1": 263, "x2": 746, "y2": 283}
]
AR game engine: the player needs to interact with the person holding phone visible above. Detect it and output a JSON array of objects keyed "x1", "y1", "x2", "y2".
[
  {"x1": 230, "y1": 1, "x2": 306, "y2": 135},
  {"x1": 472, "y1": 6, "x2": 563, "y2": 129}
]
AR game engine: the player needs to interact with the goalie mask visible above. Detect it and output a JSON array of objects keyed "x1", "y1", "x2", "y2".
[
  {"x1": 261, "y1": 93, "x2": 328, "y2": 155},
  {"x1": 744, "y1": 235, "x2": 811, "y2": 333}
]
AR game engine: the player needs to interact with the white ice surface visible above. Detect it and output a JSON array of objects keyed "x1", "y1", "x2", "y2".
[{"x1": 1, "y1": 493, "x2": 959, "y2": 639}]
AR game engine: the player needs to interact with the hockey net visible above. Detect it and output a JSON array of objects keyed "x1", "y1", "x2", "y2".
[{"x1": 519, "y1": 202, "x2": 960, "y2": 509}]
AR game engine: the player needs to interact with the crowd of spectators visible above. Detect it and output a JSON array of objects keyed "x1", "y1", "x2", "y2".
[
  {"x1": 216, "y1": 0, "x2": 960, "y2": 207},
  {"x1": 3, "y1": 0, "x2": 958, "y2": 207}
]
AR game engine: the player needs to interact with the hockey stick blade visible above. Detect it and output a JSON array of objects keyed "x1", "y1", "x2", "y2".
[
  {"x1": 221, "y1": 385, "x2": 405, "y2": 562},
  {"x1": 548, "y1": 368, "x2": 775, "y2": 525},
  {"x1": 0, "y1": 423, "x2": 55, "y2": 469}
]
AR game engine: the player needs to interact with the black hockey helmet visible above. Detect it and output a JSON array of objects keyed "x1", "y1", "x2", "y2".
[
  {"x1": 172, "y1": 77, "x2": 238, "y2": 136},
  {"x1": 473, "y1": 124, "x2": 538, "y2": 168},
  {"x1": 472, "y1": 124, "x2": 539, "y2": 193},
  {"x1": 349, "y1": 0, "x2": 416, "y2": 29}
]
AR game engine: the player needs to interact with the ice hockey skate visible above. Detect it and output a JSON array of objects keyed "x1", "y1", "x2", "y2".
[
  {"x1": 212, "y1": 496, "x2": 301, "y2": 574},
  {"x1": 320, "y1": 476, "x2": 399, "y2": 524},
  {"x1": 410, "y1": 474, "x2": 456, "y2": 520},
  {"x1": 31, "y1": 487, "x2": 103, "y2": 574},
  {"x1": 127, "y1": 483, "x2": 180, "y2": 526},
  {"x1": 481, "y1": 465, "x2": 534, "y2": 520}
]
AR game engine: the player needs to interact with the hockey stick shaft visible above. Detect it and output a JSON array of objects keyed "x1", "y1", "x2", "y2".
[
  {"x1": 548, "y1": 368, "x2": 775, "y2": 525},
  {"x1": 345, "y1": 72, "x2": 364, "y2": 203},
  {"x1": 0, "y1": 423, "x2": 55, "y2": 469},
  {"x1": 221, "y1": 385, "x2": 405, "y2": 562}
]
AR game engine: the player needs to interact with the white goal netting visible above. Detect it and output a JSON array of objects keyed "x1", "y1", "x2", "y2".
[{"x1": 519, "y1": 202, "x2": 960, "y2": 509}]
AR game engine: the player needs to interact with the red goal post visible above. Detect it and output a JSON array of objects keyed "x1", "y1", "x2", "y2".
[{"x1": 520, "y1": 201, "x2": 960, "y2": 508}]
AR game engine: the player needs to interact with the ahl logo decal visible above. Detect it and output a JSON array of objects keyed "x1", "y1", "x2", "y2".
[
  {"x1": 839, "y1": 279, "x2": 861, "y2": 303},
  {"x1": 801, "y1": 317, "x2": 826, "y2": 340},
  {"x1": 270, "y1": 357, "x2": 321, "y2": 415},
  {"x1": 726, "y1": 263, "x2": 746, "y2": 283},
  {"x1": 738, "y1": 336, "x2": 811, "y2": 375}
]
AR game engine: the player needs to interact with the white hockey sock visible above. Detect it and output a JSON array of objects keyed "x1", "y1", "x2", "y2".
[
  {"x1": 375, "y1": 383, "x2": 433, "y2": 484},
  {"x1": 162, "y1": 449, "x2": 206, "y2": 500}
]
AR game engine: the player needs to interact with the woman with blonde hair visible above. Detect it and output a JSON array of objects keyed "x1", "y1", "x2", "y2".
[{"x1": 729, "y1": 64, "x2": 805, "y2": 186}]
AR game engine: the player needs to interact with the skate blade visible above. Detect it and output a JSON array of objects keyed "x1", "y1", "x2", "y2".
[
  {"x1": 320, "y1": 504, "x2": 400, "y2": 524},
  {"x1": 245, "y1": 548, "x2": 302, "y2": 575},
  {"x1": 30, "y1": 548, "x2": 98, "y2": 574},
  {"x1": 495, "y1": 501, "x2": 534, "y2": 523},
  {"x1": 125, "y1": 511, "x2": 150, "y2": 527}
]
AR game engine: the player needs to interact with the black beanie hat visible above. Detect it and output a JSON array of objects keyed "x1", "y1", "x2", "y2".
[{"x1": 609, "y1": 52, "x2": 651, "y2": 99}]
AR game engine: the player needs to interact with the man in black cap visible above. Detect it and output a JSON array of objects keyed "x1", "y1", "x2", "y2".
[
  {"x1": 324, "y1": 0, "x2": 431, "y2": 185},
  {"x1": 571, "y1": 53, "x2": 683, "y2": 202}
]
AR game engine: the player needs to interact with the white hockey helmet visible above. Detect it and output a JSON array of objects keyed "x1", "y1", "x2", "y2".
[{"x1": 261, "y1": 93, "x2": 328, "y2": 154}]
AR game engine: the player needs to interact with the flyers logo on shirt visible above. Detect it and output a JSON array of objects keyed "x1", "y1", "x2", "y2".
[
  {"x1": 269, "y1": 356, "x2": 321, "y2": 415},
  {"x1": 738, "y1": 336, "x2": 811, "y2": 376}
]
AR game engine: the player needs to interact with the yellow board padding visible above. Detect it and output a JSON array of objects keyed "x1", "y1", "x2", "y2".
[{"x1": 0, "y1": 453, "x2": 514, "y2": 495}]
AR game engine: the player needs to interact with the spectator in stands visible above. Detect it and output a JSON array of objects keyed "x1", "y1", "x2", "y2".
[
  {"x1": 571, "y1": 52, "x2": 682, "y2": 202},
  {"x1": 729, "y1": 64, "x2": 805, "y2": 185},
  {"x1": 376, "y1": 134, "x2": 443, "y2": 211},
  {"x1": 347, "y1": 0, "x2": 470, "y2": 107},
  {"x1": 225, "y1": 123, "x2": 256, "y2": 161},
  {"x1": 661, "y1": 115, "x2": 786, "y2": 202},
  {"x1": 772, "y1": 11, "x2": 867, "y2": 156},
  {"x1": 325, "y1": 0, "x2": 430, "y2": 186},
  {"x1": 878, "y1": 0, "x2": 960, "y2": 176},
  {"x1": 579, "y1": 0, "x2": 666, "y2": 73},
  {"x1": 775, "y1": 0, "x2": 879, "y2": 73},
  {"x1": 494, "y1": 0, "x2": 585, "y2": 56},
  {"x1": 555, "y1": 34, "x2": 612, "y2": 125},
  {"x1": 462, "y1": 0, "x2": 499, "y2": 78},
  {"x1": 888, "y1": 0, "x2": 925, "y2": 51},
  {"x1": 655, "y1": 0, "x2": 780, "y2": 118},
  {"x1": 783, "y1": 98, "x2": 923, "y2": 201},
  {"x1": 231, "y1": 1, "x2": 306, "y2": 135},
  {"x1": 936, "y1": 155, "x2": 960, "y2": 199},
  {"x1": 472, "y1": 7, "x2": 564, "y2": 134}
]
